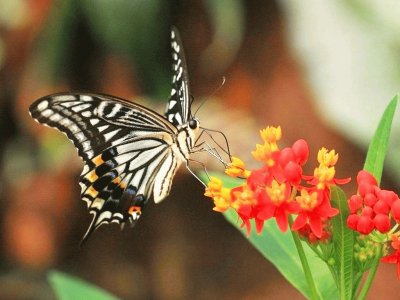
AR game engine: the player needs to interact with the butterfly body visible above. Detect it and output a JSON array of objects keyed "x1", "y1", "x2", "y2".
[{"x1": 29, "y1": 27, "x2": 201, "y2": 242}]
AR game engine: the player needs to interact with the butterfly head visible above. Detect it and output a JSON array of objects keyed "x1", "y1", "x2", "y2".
[
  {"x1": 189, "y1": 118, "x2": 200, "y2": 130},
  {"x1": 178, "y1": 117, "x2": 200, "y2": 152}
]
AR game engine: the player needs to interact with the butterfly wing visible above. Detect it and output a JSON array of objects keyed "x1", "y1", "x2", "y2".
[
  {"x1": 165, "y1": 27, "x2": 191, "y2": 126},
  {"x1": 29, "y1": 93, "x2": 182, "y2": 241}
]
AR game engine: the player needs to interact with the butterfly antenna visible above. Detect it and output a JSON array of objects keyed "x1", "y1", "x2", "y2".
[
  {"x1": 193, "y1": 76, "x2": 226, "y2": 117},
  {"x1": 189, "y1": 95, "x2": 195, "y2": 118}
]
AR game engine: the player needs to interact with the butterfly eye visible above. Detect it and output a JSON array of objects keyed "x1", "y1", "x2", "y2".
[{"x1": 189, "y1": 119, "x2": 199, "y2": 129}]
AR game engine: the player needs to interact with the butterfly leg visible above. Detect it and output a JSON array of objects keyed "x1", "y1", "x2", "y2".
[
  {"x1": 197, "y1": 127, "x2": 232, "y2": 159},
  {"x1": 186, "y1": 158, "x2": 214, "y2": 187},
  {"x1": 192, "y1": 140, "x2": 229, "y2": 168}
]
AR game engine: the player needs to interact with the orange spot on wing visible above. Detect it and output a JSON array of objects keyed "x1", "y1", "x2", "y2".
[
  {"x1": 85, "y1": 170, "x2": 98, "y2": 182},
  {"x1": 128, "y1": 206, "x2": 141, "y2": 215},
  {"x1": 92, "y1": 155, "x2": 104, "y2": 166},
  {"x1": 112, "y1": 177, "x2": 127, "y2": 189},
  {"x1": 86, "y1": 186, "x2": 98, "y2": 198}
]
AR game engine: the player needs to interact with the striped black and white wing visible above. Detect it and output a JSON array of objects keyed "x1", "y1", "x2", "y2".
[
  {"x1": 29, "y1": 93, "x2": 182, "y2": 241},
  {"x1": 165, "y1": 27, "x2": 191, "y2": 126}
]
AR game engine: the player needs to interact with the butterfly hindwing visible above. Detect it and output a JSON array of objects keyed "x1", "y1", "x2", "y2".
[
  {"x1": 79, "y1": 136, "x2": 180, "y2": 242},
  {"x1": 165, "y1": 27, "x2": 191, "y2": 126}
]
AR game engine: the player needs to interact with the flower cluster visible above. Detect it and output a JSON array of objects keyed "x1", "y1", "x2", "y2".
[
  {"x1": 346, "y1": 170, "x2": 400, "y2": 278},
  {"x1": 205, "y1": 126, "x2": 349, "y2": 241},
  {"x1": 347, "y1": 170, "x2": 400, "y2": 235}
]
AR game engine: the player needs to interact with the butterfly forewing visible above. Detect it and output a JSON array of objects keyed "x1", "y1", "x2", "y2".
[{"x1": 165, "y1": 27, "x2": 191, "y2": 126}]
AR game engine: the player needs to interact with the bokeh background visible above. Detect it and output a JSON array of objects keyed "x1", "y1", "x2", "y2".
[{"x1": 0, "y1": 0, "x2": 400, "y2": 299}]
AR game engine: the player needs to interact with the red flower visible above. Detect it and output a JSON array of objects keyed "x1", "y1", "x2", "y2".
[
  {"x1": 236, "y1": 204, "x2": 265, "y2": 235},
  {"x1": 381, "y1": 236, "x2": 400, "y2": 279},
  {"x1": 381, "y1": 250, "x2": 400, "y2": 279},
  {"x1": 256, "y1": 181, "x2": 300, "y2": 232},
  {"x1": 292, "y1": 188, "x2": 339, "y2": 238},
  {"x1": 247, "y1": 167, "x2": 270, "y2": 190},
  {"x1": 297, "y1": 224, "x2": 332, "y2": 244},
  {"x1": 231, "y1": 186, "x2": 264, "y2": 234}
]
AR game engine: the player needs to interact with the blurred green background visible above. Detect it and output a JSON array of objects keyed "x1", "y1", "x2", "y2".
[{"x1": 0, "y1": 0, "x2": 400, "y2": 299}]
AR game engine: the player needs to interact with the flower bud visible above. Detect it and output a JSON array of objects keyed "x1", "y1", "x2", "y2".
[
  {"x1": 283, "y1": 161, "x2": 302, "y2": 185},
  {"x1": 378, "y1": 190, "x2": 399, "y2": 206},
  {"x1": 373, "y1": 214, "x2": 391, "y2": 233},
  {"x1": 373, "y1": 199, "x2": 390, "y2": 215},
  {"x1": 391, "y1": 199, "x2": 400, "y2": 221},
  {"x1": 356, "y1": 170, "x2": 377, "y2": 186},
  {"x1": 364, "y1": 193, "x2": 377, "y2": 207},
  {"x1": 357, "y1": 216, "x2": 374, "y2": 235},
  {"x1": 347, "y1": 214, "x2": 359, "y2": 230},
  {"x1": 358, "y1": 182, "x2": 374, "y2": 197},
  {"x1": 348, "y1": 195, "x2": 362, "y2": 213},
  {"x1": 292, "y1": 139, "x2": 309, "y2": 165}
]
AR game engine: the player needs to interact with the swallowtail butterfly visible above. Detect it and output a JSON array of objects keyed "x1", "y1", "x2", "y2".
[{"x1": 29, "y1": 27, "x2": 210, "y2": 243}]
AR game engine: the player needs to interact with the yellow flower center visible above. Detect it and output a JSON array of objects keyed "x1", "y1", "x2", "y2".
[
  {"x1": 251, "y1": 143, "x2": 276, "y2": 166},
  {"x1": 266, "y1": 180, "x2": 287, "y2": 205},
  {"x1": 231, "y1": 186, "x2": 256, "y2": 209},
  {"x1": 314, "y1": 165, "x2": 335, "y2": 189},
  {"x1": 296, "y1": 189, "x2": 318, "y2": 210}
]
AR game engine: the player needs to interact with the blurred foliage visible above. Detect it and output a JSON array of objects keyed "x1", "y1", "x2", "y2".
[
  {"x1": 33, "y1": 0, "x2": 244, "y2": 98},
  {"x1": 48, "y1": 270, "x2": 119, "y2": 300},
  {"x1": 35, "y1": 0, "x2": 171, "y2": 95}
]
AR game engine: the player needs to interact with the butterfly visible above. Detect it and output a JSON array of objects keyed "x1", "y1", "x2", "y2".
[{"x1": 29, "y1": 27, "x2": 211, "y2": 243}]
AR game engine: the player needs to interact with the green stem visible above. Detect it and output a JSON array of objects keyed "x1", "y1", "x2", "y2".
[
  {"x1": 356, "y1": 245, "x2": 382, "y2": 300},
  {"x1": 289, "y1": 216, "x2": 320, "y2": 300}
]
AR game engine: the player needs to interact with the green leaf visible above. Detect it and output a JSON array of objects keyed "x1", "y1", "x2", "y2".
[
  {"x1": 223, "y1": 209, "x2": 338, "y2": 299},
  {"x1": 202, "y1": 172, "x2": 336, "y2": 298},
  {"x1": 48, "y1": 270, "x2": 120, "y2": 300},
  {"x1": 364, "y1": 95, "x2": 398, "y2": 184},
  {"x1": 331, "y1": 186, "x2": 354, "y2": 300}
]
